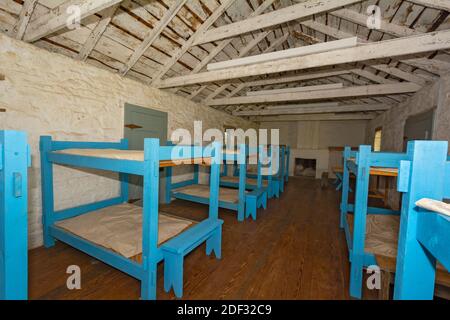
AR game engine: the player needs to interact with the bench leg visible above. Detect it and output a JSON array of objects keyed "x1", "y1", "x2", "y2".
[
  {"x1": 262, "y1": 192, "x2": 268, "y2": 210},
  {"x1": 141, "y1": 261, "x2": 157, "y2": 300},
  {"x1": 206, "y1": 226, "x2": 222, "y2": 259},
  {"x1": 275, "y1": 182, "x2": 280, "y2": 198},
  {"x1": 245, "y1": 196, "x2": 257, "y2": 220},
  {"x1": 164, "y1": 253, "x2": 184, "y2": 298}
]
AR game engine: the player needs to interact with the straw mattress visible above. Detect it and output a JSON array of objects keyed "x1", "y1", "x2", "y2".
[{"x1": 55, "y1": 203, "x2": 195, "y2": 263}]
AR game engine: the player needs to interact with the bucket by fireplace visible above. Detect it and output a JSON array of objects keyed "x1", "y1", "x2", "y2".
[{"x1": 294, "y1": 158, "x2": 316, "y2": 177}]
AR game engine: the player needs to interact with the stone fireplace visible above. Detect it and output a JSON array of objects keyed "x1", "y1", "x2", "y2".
[{"x1": 294, "y1": 158, "x2": 317, "y2": 177}]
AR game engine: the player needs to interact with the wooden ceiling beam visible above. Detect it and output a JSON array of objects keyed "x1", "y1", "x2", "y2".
[
  {"x1": 233, "y1": 103, "x2": 389, "y2": 116},
  {"x1": 150, "y1": 0, "x2": 238, "y2": 84},
  {"x1": 192, "y1": 0, "x2": 364, "y2": 45},
  {"x1": 77, "y1": 4, "x2": 120, "y2": 61},
  {"x1": 249, "y1": 113, "x2": 377, "y2": 122},
  {"x1": 157, "y1": 30, "x2": 450, "y2": 88},
  {"x1": 407, "y1": 0, "x2": 450, "y2": 11},
  {"x1": 24, "y1": 0, "x2": 123, "y2": 42},
  {"x1": 120, "y1": 0, "x2": 186, "y2": 75},
  {"x1": 207, "y1": 83, "x2": 421, "y2": 106},
  {"x1": 12, "y1": 0, "x2": 38, "y2": 40}
]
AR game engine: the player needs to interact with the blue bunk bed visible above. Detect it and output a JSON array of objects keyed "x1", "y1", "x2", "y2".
[
  {"x1": 40, "y1": 136, "x2": 223, "y2": 299},
  {"x1": 245, "y1": 145, "x2": 282, "y2": 198},
  {"x1": 340, "y1": 144, "x2": 450, "y2": 299},
  {"x1": 340, "y1": 145, "x2": 406, "y2": 299},
  {"x1": 167, "y1": 144, "x2": 256, "y2": 222},
  {"x1": 394, "y1": 140, "x2": 450, "y2": 300},
  {"x1": 219, "y1": 145, "x2": 268, "y2": 220},
  {"x1": 1, "y1": 131, "x2": 30, "y2": 300}
]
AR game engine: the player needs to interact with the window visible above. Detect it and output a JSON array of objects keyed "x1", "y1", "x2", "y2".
[{"x1": 373, "y1": 127, "x2": 382, "y2": 152}]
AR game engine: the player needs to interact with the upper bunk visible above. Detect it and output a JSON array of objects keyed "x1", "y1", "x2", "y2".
[{"x1": 40, "y1": 136, "x2": 218, "y2": 176}]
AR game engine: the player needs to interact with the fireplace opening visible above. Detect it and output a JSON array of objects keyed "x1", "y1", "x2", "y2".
[{"x1": 294, "y1": 158, "x2": 316, "y2": 177}]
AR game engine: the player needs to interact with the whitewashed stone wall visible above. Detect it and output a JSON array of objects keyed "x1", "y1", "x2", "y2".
[
  {"x1": 365, "y1": 74, "x2": 450, "y2": 209},
  {"x1": 0, "y1": 34, "x2": 255, "y2": 248}
]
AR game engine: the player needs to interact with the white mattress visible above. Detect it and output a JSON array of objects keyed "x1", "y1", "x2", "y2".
[
  {"x1": 416, "y1": 198, "x2": 450, "y2": 217},
  {"x1": 55, "y1": 203, "x2": 194, "y2": 258}
]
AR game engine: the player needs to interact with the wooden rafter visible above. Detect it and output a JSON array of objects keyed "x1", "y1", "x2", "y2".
[
  {"x1": 77, "y1": 4, "x2": 120, "y2": 61},
  {"x1": 233, "y1": 103, "x2": 389, "y2": 116},
  {"x1": 150, "y1": 0, "x2": 238, "y2": 84},
  {"x1": 157, "y1": 30, "x2": 450, "y2": 88},
  {"x1": 12, "y1": 0, "x2": 38, "y2": 40},
  {"x1": 192, "y1": 0, "x2": 364, "y2": 45},
  {"x1": 24, "y1": 0, "x2": 123, "y2": 42},
  {"x1": 120, "y1": 0, "x2": 187, "y2": 75},
  {"x1": 207, "y1": 83, "x2": 421, "y2": 106}
]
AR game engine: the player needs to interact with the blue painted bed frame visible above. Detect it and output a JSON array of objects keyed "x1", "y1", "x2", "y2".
[
  {"x1": 245, "y1": 145, "x2": 284, "y2": 198},
  {"x1": 340, "y1": 145, "x2": 407, "y2": 299},
  {"x1": 40, "y1": 136, "x2": 222, "y2": 300},
  {"x1": 220, "y1": 146, "x2": 268, "y2": 218},
  {"x1": 284, "y1": 146, "x2": 290, "y2": 183},
  {"x1": 167, "y1": 144, "x2": 248, "y2": 222},
  {"x1": 1, "y1": 131, "x2": 30, "y2": 300},
  {"x1": 394, "y1": 140, "x2": 450, "y2": 300},
  {"x1": 220, "y1": 146, "x2": 263, "y2": 189}
]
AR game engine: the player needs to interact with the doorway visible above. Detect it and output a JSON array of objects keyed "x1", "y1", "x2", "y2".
[
  {"x1": 403, "y1": 109, "x2": 435, "y2": 151},
  {"x1": 124, "y1": 103, "x2": 168, "y2": 201}
]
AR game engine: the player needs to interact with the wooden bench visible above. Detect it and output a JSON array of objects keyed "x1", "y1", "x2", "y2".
[
  {"x1": 162, "y1": 219, "x2": 223, "y2": 298},
  {"x1": 245, "y1": 187, "x2": 268, "y2": 220}
]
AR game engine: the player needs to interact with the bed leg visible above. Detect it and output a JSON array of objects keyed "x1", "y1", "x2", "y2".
[
  {"x1": 141, "y1": 262, "x2": 157, "y2": 300},
  {"x1": 349, "y1": 255, "x2": 364, "y2": 299},
  {"x1": 43, "y1": 232, "x2": 55, "y2": 248},
  {"x1": 206, "y1": 226, "x2": 222, "y2": 259}
]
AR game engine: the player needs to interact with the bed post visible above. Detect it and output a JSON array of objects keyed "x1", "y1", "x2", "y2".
[
  {"x1": 349, "y1": 145, "x2": 371, "y2": 299},
  {"x1": 257, "y1": 145, "x2": 263, "y2": 189},
  {"x1": 40, "y1": 136, "x2": 56, "y2": 248},
  {"x1": 237, "y1": 144, "x2": 246, "y2": 222},
  {"x1": 267, "y1": 146, "x2": 274, "y2": 198},
  {"x1": 206, "y1": 141, "x2": 222, "y2": 259},
  {"x1": 285, "y1": 146, "x2": 290, "y2": 183},
  {"x1": 119, "y1": 139, "x2": 129, "y2": 203},
  {"x1": 209, "y1": 142, "x2": 222, "y2": 221},
  {"x1": 279, "y1": 145, "x2": 285, "y2": 192},
  {"x1": 0, "y1": 131, "x2": 29, "y2": 300},
  {"x1": 193, "y1": 164, "x2": 199, "y2": 184},
  {"x1": 340, "y1": 147, "x2": 351, "y2": 229},
  {"x1": 394, "y1": 141, "x2": 447, "y2": 300},
  {"x1": 165, "y1": 141, "x2": 174, "y2": 205},
  {"x1": 141, "y1": 138, "x2": 160, "y2": 300}
]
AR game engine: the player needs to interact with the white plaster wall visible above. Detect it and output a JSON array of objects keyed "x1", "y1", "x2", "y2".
[
  {"x1": 260, "y1": 120, "x2": 368, "y2": 178},
  {"x1": 0, "y1": 34, "x2": 255, "y2": 248},
  {"x1": 365, "y1": 74, "x2": 450, "y2": 209}
]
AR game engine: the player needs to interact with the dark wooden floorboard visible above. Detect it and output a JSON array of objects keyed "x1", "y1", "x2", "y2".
[{"x1": 29, "y1": 177, "x2": 376, "y2": 300}]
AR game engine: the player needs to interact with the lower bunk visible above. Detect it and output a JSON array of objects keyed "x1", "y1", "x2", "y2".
[
  {"x1": 346, "y1": 214, "x2": 450, "y2": 299},
  {"x1": 40, "y1": 136, "x2": 224, "y2": 299}
]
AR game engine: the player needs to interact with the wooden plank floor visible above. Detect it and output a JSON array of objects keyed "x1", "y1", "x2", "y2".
[{"x1": 28, "y1": 177, "x2": 366, "y2": 300}]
